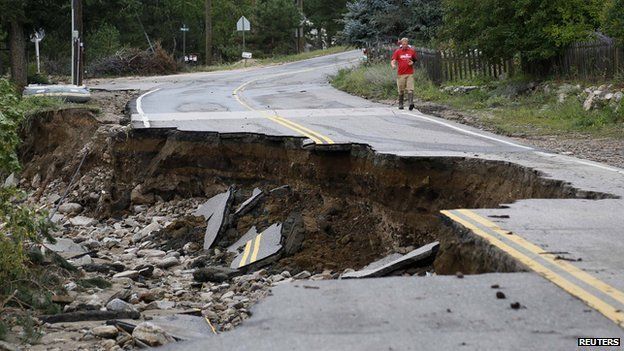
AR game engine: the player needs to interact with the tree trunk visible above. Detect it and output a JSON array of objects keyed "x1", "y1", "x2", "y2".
[
  {"x1": 205, "y1": 0, "x2": 212, "y2": 66},
  {"x1": 8, "y1": 20, "x2": 27, "y2": 89}
]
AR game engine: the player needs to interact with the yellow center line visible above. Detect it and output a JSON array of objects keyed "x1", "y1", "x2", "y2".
[
  {"x1": 238, "y1": 240, "x2": 253, "y2": 268},
  {"x1": 250, "y1": 233, "x2": 263, "y2": 263},
  {"x1": 441, "y1": 209, "x2": 624, "y2": 328},
  {"x1": 457, "y1": 209, "x2": 624, "y2": 306},
  {"x1": 266, "y1": 116, "x2": 324, "y2": 144},
  {"x1": 232, "y1": 67, "x2": 337, "y2": 144}
]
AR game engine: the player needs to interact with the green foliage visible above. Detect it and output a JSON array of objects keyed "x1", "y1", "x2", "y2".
[
  {"x1": 340, "y1": 0, "x2": 442, "y2": 46},
  {"x1": 331, "y1": 63, "x2": 396, "y2": 100},
  {"x1": 601, "y1": 0, "x2": 624, "y2": 43},
  {"x1": 0, "y1": 79, "x2": 23, "y2": 172},
  {"x1": 86, "y1": 23, "x2": 122, "y2": 63},
  {"x1": 332, "y1": 62, "x2": 624, "y2": 137},
  {"x1": 253, "y1": 0, "x2": 302, "y2": 55},
  {"x1": 0, "y1": 78, "x2": 53, "y2": 283},
  {"x1": 442, "y1": 0, "x2": 595, "y2": 64},
  {"x1": 304, "y1": 0, "x2": 348, "y2": 45}
]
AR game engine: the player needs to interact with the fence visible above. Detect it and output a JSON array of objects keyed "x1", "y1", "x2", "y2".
[
  {"x1": 365, "y1": 39, "x2": 624, "y2": 84},
  {"x1": 551, "y1": 40, "x2": 623, "y2": 80},
  {"x1": 365, "y1": 43, "x2": 512, "y2": 84}
]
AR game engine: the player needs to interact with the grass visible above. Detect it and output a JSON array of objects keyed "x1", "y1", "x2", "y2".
[
  {"x1": 186, "y1": 45, "x2": 351, "y2": 73},
  {"x1": 330, "y1": 62, "x2": 624, "y2": 138}
]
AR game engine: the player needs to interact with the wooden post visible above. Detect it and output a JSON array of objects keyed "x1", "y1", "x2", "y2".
[{"x1": 8, "y1": 20, "x2": 27, "y2": 89}]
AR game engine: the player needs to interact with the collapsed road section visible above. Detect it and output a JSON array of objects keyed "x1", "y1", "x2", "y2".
[{"x1": 15, "y1": 109, "x2": 615, "y2": 348}]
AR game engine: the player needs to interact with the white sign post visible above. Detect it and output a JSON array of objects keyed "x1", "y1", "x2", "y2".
[
  {"x1": 30, "y1": 29, "x2": 45, "y2": 74},
  {"x1": 236, "y1": 16, "x2": 251, "y2": 61}
]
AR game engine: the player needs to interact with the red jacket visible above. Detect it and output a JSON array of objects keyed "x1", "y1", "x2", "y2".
[{"x1": 392, "y1": 47, "x2": 418, "y2": 75}]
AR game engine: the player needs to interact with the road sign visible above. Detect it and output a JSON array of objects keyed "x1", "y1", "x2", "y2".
[
  {"x1": 242, "y1": 52, "x2": 252, "y2": 59},
  {"x1": 30, "y1": 29, "x2": 45, "y2": 74},
  {"x1": 237, "y1": 16, "x2": 250, "y2": 32}
]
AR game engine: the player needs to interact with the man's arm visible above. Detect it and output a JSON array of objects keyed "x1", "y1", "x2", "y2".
[{"x1": 391, "y1": 59, "x2": 397, "y2": 69}]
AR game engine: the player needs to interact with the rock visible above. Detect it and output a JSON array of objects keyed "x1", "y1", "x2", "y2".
[
  {"x1": 131, "y1": 184, "x2": 155, "y2": 205},
  {"x1": 102, "y1": 237, "x2": 120, "y2": 249},
  {"x1": 282, "y1": 212, "x2": 305, "y2": 255},
  {"x1": 614, "y1": 92, "x2": 623, "y2": 103},
  {"x1": 113, "y1": 270, "x2": 139, "y2": 280},
  {"x1": 293, "y1": 271, "x2": 311, "y2": 279},
  {"x1": 69, "y1": 216, "x2": 97, "y2": 227},
  {"x1": 45, "y1": 238, "x2": 87, "y2": 259},
  {"x1": 156, "y1": 256, "x2": 180, "y2": 269},
  {"x1": 72, "y1": 255, "x2": 93, "y2": 266},
  {"x1": 92, "y1": 325, "x2": 119, "y2": 339},
  {"x1": 0, "y1": 340, "x2": 19, "y2": 351},
  {"x1": 583, "y1": 93, "x2": 596, "y2": 111},
  {"x1": 145, "y1": 300, "x2": 176, "y2": 310},
  {"x1": 193, "y1": 266, "x2": 238, "y2": 283},
  {"x1": 64, "y1": 281, "x2": 78, "y2": 291},
  {"x1": 137, "y1": 249, "x2": 166, "y2": 258},
  {"x1": 58, "y1": 202, "x2": 83, "y2": 215},
  {"x1": 47, "y1": 193, "x2": 62, "y2": 204},
  {"x1": 132, "y1": 322, "x2": 175, "y2": 347},
  {"x1": 496, "y1": 291, "x2": 506, "y2": 299},
  {"x1": 183, "y1": 242, "x2": 201, "y2": 254},
  {"x1": 3, "y1": 173, "x2": 18, "y2": 188},
  {"x1": 100, "y1": 339, "x2": 117, "y2": 349},
  {"x1": 106, "y1": 298, "x2": 138, "y2": 313},
  {"x1": 134, "y1": 222, "x2": 162, "y2": 242}
]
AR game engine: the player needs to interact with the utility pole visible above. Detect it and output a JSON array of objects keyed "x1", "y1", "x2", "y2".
[
  {"x1": 296, "y1": 0, "x2": 304, "y2": 54},
  {"x1": 71, "y1": 0, "x2": 83, "y2": 85},
  {"x1": 205, "y1": 0, "x2": 213, "y2": 66},
  {"x1": 180, "y1": 24, "x2": 189, "y2": 62}
]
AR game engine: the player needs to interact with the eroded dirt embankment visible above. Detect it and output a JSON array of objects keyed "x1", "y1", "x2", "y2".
[{"x1": 19, "y1": 109, "x2": 612, "y2": 276}]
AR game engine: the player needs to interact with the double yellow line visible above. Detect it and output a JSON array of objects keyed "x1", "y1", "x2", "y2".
[
  {"x1": 441, "y1": 209, "x2": 624, "y2": 328},
  {"x1": 232, "y1": 71, "x2": 335, "y2": 145},
  {"x1": 238, "y1": 233, "x2": 264, "y2": 268}
]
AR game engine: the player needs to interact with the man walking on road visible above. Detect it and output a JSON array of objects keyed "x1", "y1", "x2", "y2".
[{"x1": 391, "y1": 38, "x2": 418, "y2": 110}]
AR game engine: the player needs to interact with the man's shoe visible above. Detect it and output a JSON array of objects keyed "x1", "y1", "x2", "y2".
[
  {"x1": 399, "y1": 106, "x2": 404, "y2": 110},
  {"x1": 409, "y1": 104, "x2": 415, "y2": 111}
]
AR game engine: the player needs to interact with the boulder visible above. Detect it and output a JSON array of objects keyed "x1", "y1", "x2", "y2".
[
  {"x1": 69, "y1": 216, "x2": 97, "y2": 227},
  {"x1": 92, "y1": 325, "x2": 118, "y2": 339},
  {"x1": 58, "y1": 203, "x2": 83, "y2": 215},
  {"x1": 106, "y1": 298, "x2": 138, "y2": 313},
  {"x1": 132, "y1": 322, "x2": 175, "y2": 347}
]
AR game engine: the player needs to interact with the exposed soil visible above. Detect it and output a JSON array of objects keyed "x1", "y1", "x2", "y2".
[{"x1": 19, "y1": 111, "x2": 612, "y2": 276}]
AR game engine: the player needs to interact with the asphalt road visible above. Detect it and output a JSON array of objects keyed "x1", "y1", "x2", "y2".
[{"x1": 91, "y1": 50, "x2": 624, "y2": 350}]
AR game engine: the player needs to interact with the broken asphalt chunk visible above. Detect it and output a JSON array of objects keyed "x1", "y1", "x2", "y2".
[
  {"x1": 234, "y1": 188, "x2": 264, "y2": 216},
  {"x1": 341, "y1": 242, "x2": 439, "y2": 279},
  {"x1": 227, "y1": 226, "x2": 259, "y2": 253},
  {"x1": 194, "y1": 188, "x2": 234, "y2": 250},
  {"x1": 230, "y1": 223, "x2": 283, "y2": 269},
  {"x1": 148, "y1": 314, "x2": 214, "y2": 341}
]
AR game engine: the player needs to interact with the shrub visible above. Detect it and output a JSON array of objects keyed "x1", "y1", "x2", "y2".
[
  {"x1": 87, "y1": 43, "x2": 178, "y2": 77},
  {"x1": 0, "y1": 78, "x2": 53, "y2": 284}
]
